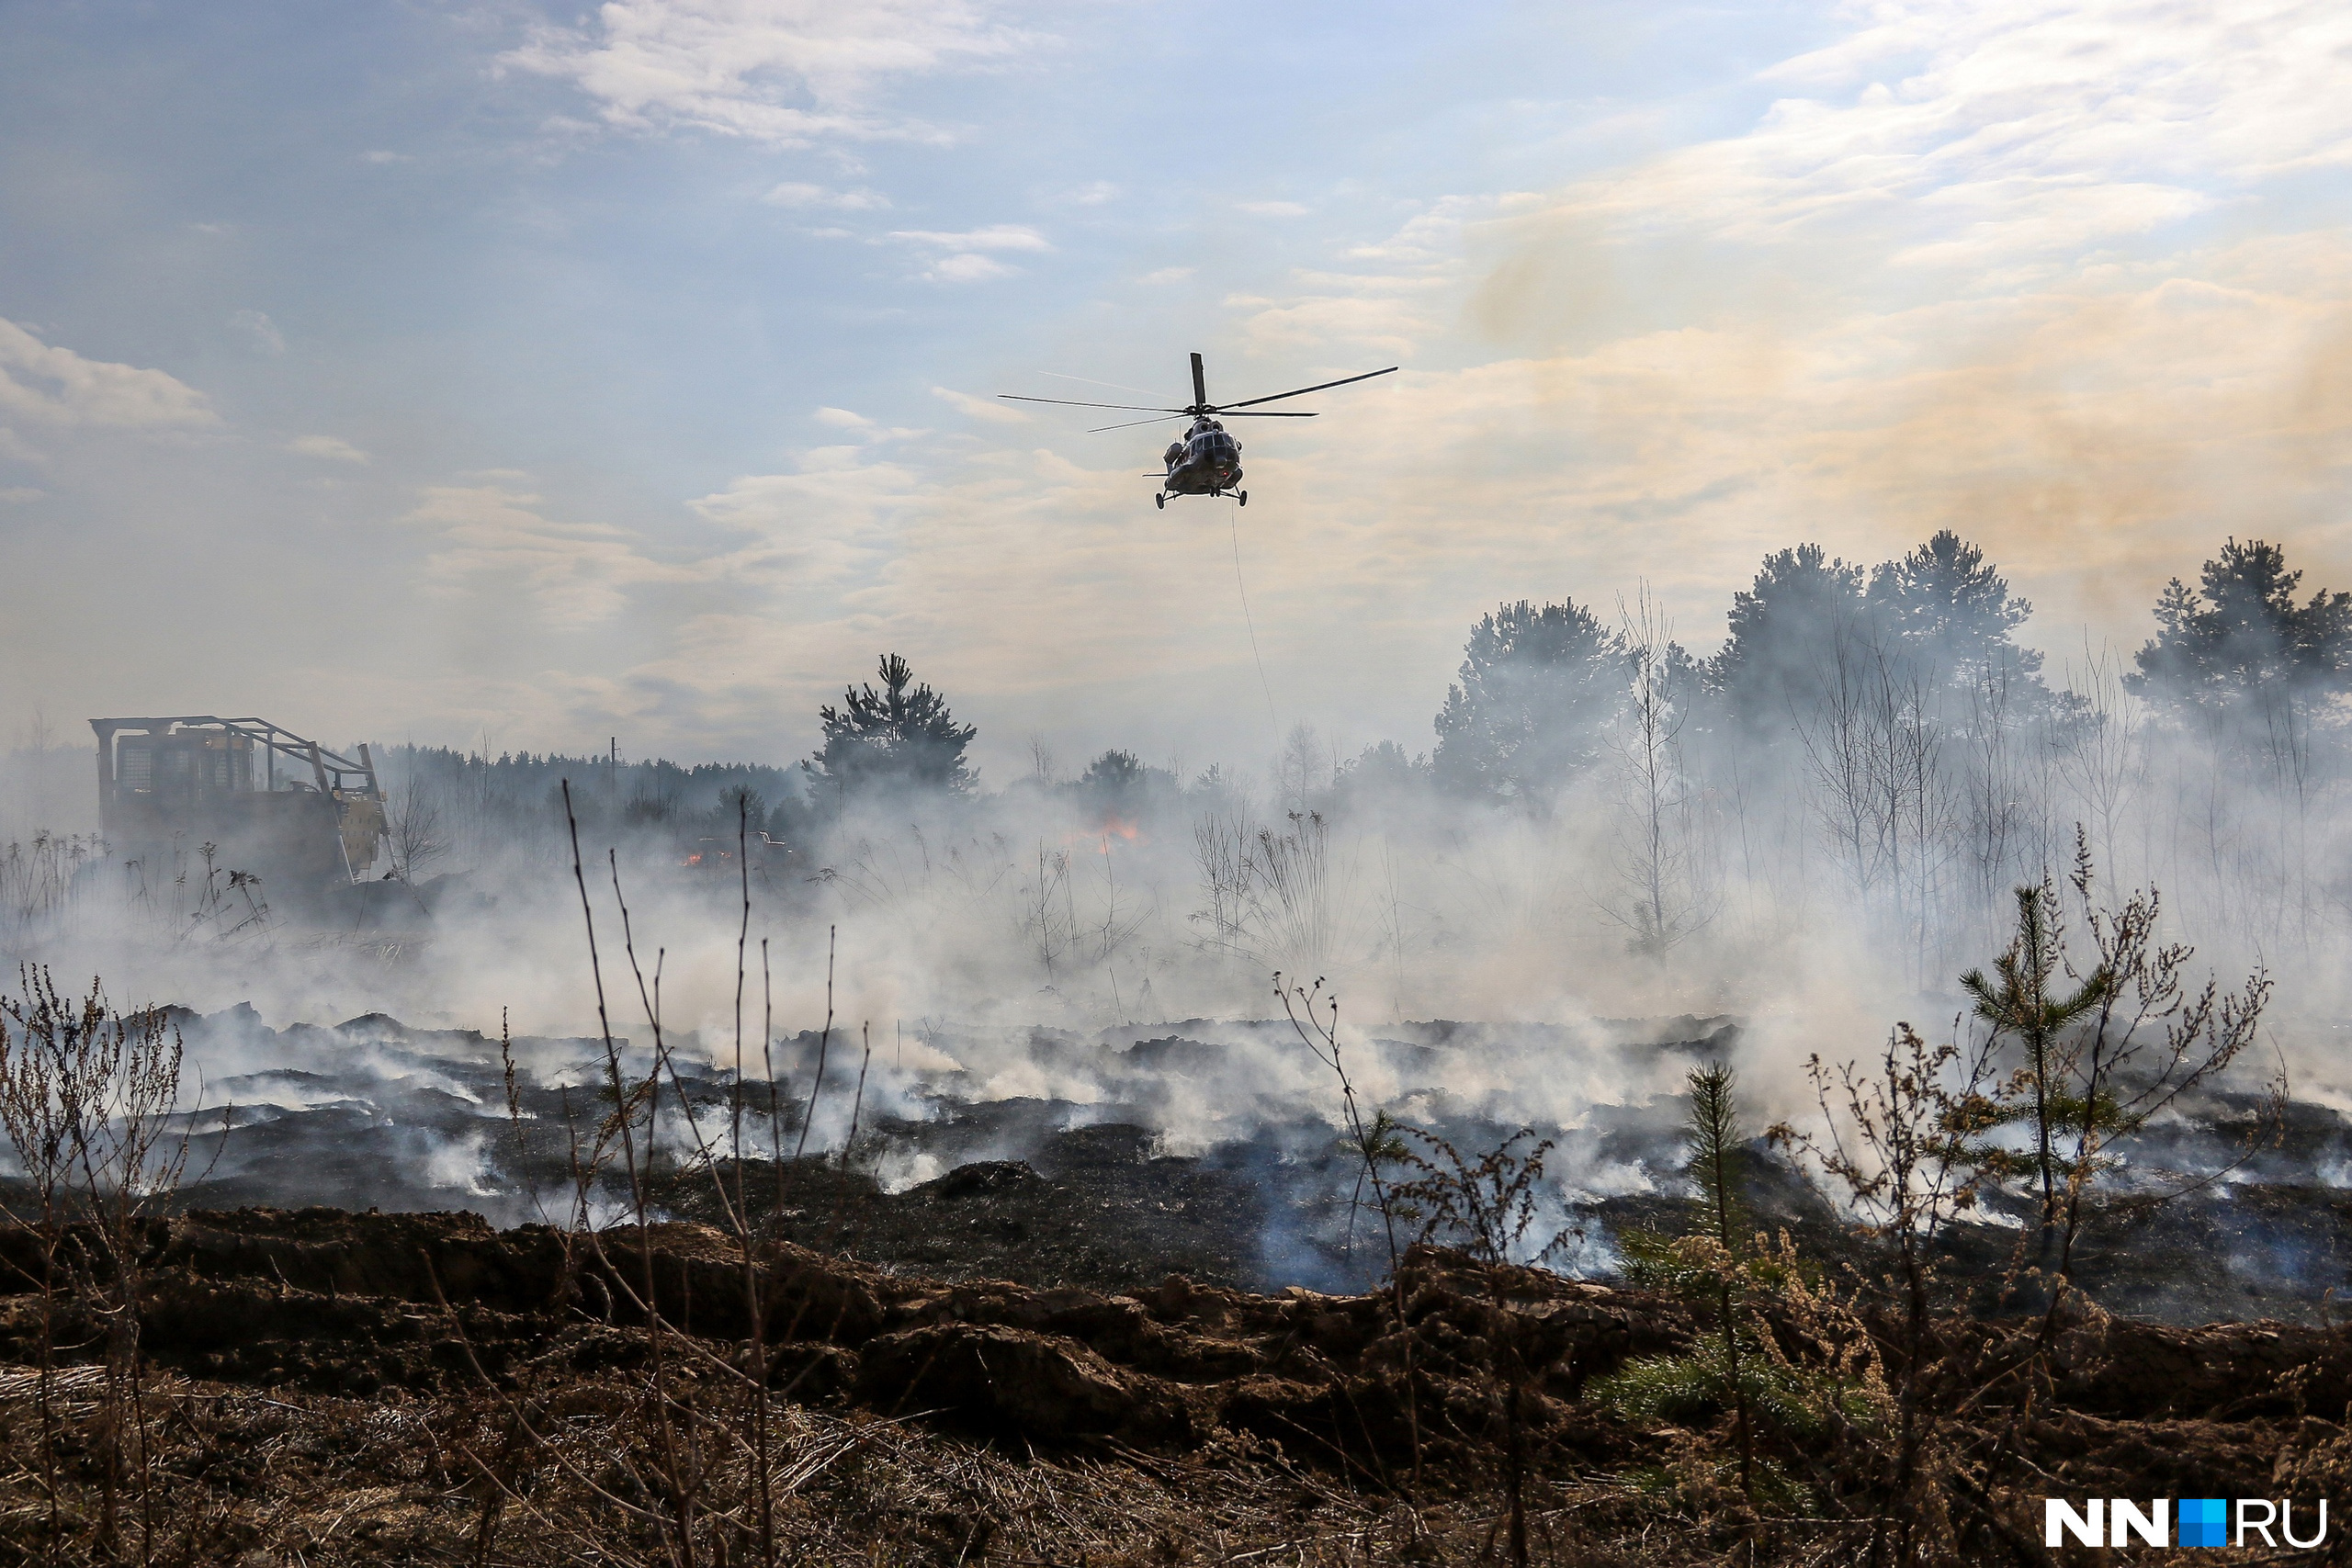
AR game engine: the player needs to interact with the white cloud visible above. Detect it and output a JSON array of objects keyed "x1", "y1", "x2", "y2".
[
  {"x1": 503, "y1": 0, "x2": 1037, "y2": 148},
  {"x1": 403, "y1": 483, "x2": 816, "y2": 627},
  {"x1": 1344, "y1": 195, "x2": 1495, "y2": 264},
  {"x1": 811, "y1": 406, "x2": 928, "y2": 440},
  {"x1": 693, "y1": 446, "x2": 924, "y2": 544},
  {"x1": 288, "y1": 434, "x2": 369, "y2": 464},
  {"x1": 1237, "y1": 199, "x2": 1309, "y2": 217},
  {"x1": 0, "y1": 486, "x2": 40, "y2": 504},
  {"x1": 763, "y1": 180, "x2": 890, "y2": 209},
  {"x1": 359, "y1": 150, "x2": 410, "y2": 164},
  {"x1": 229, "y1": 310, "x2": 286, "y2": 355},
  {"x1": 1540, "y1": 0, "x2": 2352, "y2": 271},
  {"x1": 1060, "y1": 180, "x2": 1119, "y2": 206},
  {"x1": 685, "y1": 446, "x2": 922, "y2": 589},
  {"x1": 932, "y1": 386, "x2": 1031, "y2": 423},
  {"x1": 0, "y1": 320, "x2": 216, "y2": 429},
  {"x1": 406, "y1": 456, "x2": 888, "y2": 629},
  {"x1": 888, "y1": 223, "x2": 1049, "y2": 251},
  {"x1": 1228, "y1": 275, "x2": 1442, "y2": 356},
  {"x1": 1136, "y1": 265, "x2": 1194, "y2": 286},
  {"x1": 925, "y1": 253, "x2": 1014, "y2": 282},
  {"x1": 889, "y1": 224, "x2": 1047, "y2": 279},
  {"x1": 404, "y1": 485, "x2": 673, "y2": 626}
]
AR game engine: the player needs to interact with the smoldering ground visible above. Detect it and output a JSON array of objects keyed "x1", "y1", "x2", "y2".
[
  {"x1": 4, "y1": 524, "x2": 2351, "y2": 1324},
  {"x1": 0, "y1": 531, "x2": 2342, "y2": 1325},
  {"x1": 57, "y1": 996, "x2": 2342, "y2": 1322}
]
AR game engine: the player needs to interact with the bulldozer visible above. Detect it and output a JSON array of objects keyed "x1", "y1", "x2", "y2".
[{"x1": 89, "y1": 715, "x2": 388, "y2": 904}]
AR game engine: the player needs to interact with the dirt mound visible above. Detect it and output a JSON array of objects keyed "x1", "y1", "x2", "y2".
[
  {"x1": 0, "y1": 1206, "x2": 1679, "y2": 1459},
  {"x1": 6, "y1": 1203, "x2": 2352, "y2": 1564},
  {"x1": 9, "y1": 1206, "x2": 2344, "y2": 1471}
]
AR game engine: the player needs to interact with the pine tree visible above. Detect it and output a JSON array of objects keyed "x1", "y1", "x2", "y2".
[
  {"x1": 1867, "y1": 529, "x2": 2045, "y2": 700},
  {"x1": 1603, "y1": 1063, "x2": 1800, "y2": 1506},
  {"x1": 802, "y1": 654, "x2": 978, "y2": 796},
  {"x1": 1687, "y1": 1062, "x2": 1757, "y2": 1498},
  {"x1": 1959, "y1": 880, "x2": 2110, "y2": 1234},
  {"x1": 1431, "y1": 599, "x2": 1623, "y2": 801},
  {"x1": 1704, "y1": 544, "x2": 1868, "y2": 739},
  {"x1": 2128, "y1": 537, "x2": 2352, "y2": 718}
]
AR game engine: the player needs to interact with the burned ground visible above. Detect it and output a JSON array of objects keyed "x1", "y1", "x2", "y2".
[
  {"x1": 134, "y1": 1006, "x2": 2352, "y2": 1322},
  {"x1": 5, "y1": 1003, "x2": 2349, "y2": 1562},
  {"x1": 2, "y1": 1204, "x2": 2351, "y2": 1564}
]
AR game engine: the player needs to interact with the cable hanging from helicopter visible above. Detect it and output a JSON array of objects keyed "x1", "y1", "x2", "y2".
[{"x1": 999, "y1": 352, "x2": 1396, "y2": 509}]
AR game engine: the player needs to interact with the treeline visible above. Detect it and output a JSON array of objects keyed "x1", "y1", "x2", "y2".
[
  {"x1": 378, "y1": 746, "x2": 798, "y2": 819},
  {"x1": 1427, "y1": 532, "x2": 2348, "y2": 797},
  {"x1": 782, "y1": 532, "x2": 2351, "y2": 810},
  {"x1": 372, "y1": 531, "x2": 2347, "y2": 977},
  {"x1": 763, "y1": 529, "x2": 2349, "y2": 977},
  {"x1": 369, "y1": 745, "x2": 806, "y2": 879}
]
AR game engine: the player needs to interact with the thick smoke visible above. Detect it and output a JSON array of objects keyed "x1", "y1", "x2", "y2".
[{"x1": 2, "y1": 528, "x2": 2346, "y2": 1265}]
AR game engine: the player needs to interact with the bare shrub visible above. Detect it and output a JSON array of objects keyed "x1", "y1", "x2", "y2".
[
  {"x1": 1199, "y1": 813, "x2": 1352, "y2": 973},
  {"x1": 1389, "y1": 1127, "x2": 1569, "y2": 1567},
  {"x1": 0, "y1": 965, "x2": 221, "y2": 1562},
  {"x1": 1770, "y1": 1021, "x2": 2012, "y2": 1567},
  {"x1": 438, "y1": 784, "x2": 865, "y2": 1568},
  {"x1": 0, "y1": 831, "x2": 103, "y2": 946}
]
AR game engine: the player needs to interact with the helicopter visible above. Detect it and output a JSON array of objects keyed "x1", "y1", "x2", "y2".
[{"x1": 999, "y1": 352, "x2": 1396, "y2": 508}]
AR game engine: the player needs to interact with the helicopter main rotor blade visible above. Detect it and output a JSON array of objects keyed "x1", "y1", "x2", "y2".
[
  {"x1": 1216, "y1": 410, "x2": 1317, "y2": 417},
  {"x1": 1086, "y1": 414, "x2": 1192, "y2": 433},
  {"x1": 998, "y1": 393, "x2": 1187, "y2": 412},
  {"x1": 1216, "y1": 365, "x2": 1398, "y2": 411},
  {"x1": 1191, "y1": 352, "x2": 1207, "y2": 408},
  {"x1": 1038, "y1": 369, "x2": 1162, "y2": 397}
]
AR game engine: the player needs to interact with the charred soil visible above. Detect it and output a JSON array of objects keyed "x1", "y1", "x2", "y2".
[{"x1": 2, "y1": 1204, "x2": 2350, "y2": 1564}]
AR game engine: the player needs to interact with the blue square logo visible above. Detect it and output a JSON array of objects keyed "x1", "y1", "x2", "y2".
[{"x1": 2178, "y1": 1498, "x2": 2228, "y2": 1548}]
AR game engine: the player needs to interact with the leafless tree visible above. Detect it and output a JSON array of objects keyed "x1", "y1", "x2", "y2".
[
  {"x1": 1275, "y1": 721, "x2": 1328, "y2": 813},
  {"x1": 2042, "y1": 836, "x2": 2275, "y2": 1303},
  {"x1": 1604, "y1": 586, "x2": 1714, "y2": 952},
  {"x1": 2055, "y1": 637, "x2": 2148, "y2": 886},
  {"x1": 1797, "y1": 625, "x2": 1962, "y2": 980},
  {"x1": 1026, "y1": 732, "x2": 1057, "y2": 787},
  {"x1": 386, "y1": 773, "x2": 449, "y2": 881}
]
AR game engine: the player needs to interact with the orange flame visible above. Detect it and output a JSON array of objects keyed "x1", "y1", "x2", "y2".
[{"x1": 1057, "y1": 815, "x2": 1148, "y2": 852}]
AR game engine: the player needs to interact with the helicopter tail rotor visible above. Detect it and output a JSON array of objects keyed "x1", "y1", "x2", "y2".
[{"x1": 1191, "y1": 351, "x2": 1207, "y2": 411}]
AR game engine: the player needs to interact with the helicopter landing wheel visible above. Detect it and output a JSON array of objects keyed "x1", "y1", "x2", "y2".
[
  {"x1": 1238, "y1": 491, "x2": 1248, "y2": 507},
  {"x1": 1155, "y1": 492, "x2": 1165, "y2": 510}
]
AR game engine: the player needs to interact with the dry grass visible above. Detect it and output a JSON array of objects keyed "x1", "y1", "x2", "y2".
[{"x1": 0, "y1": 1365, "x2": 1751, "y2": 1567}]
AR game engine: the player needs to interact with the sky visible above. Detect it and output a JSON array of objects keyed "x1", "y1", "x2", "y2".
[{"x1": 3, "y1": 0, "x2": 2349, "y2": 785}]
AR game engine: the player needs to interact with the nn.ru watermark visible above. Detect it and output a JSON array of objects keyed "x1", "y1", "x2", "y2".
[{"x1": 2045, "y1": 1497, "x2": 2329, "y2": 1550}]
